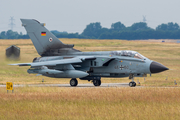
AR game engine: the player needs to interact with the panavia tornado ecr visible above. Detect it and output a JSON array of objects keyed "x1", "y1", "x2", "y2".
[{"x1": 10, "y1": 19, "x2": 169, "y2": 87}]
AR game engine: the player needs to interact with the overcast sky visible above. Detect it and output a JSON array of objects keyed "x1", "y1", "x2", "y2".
[{"x1": 1, "y1": 0, "x2": 180, "y2": 34}]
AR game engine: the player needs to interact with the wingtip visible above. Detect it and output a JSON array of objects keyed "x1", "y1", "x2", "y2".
[{"x1": 8, "y1": 63, "x2": 31, "y2": 66}]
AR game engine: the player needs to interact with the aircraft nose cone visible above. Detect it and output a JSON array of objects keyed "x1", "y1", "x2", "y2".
[{"x1": 150, "y1": 61, "x2": 169, "y2": 73}]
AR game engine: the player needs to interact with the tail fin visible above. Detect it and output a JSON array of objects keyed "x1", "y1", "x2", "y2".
[{"x1": 21, "y1": 19, "x2": 75, "y2": 56}]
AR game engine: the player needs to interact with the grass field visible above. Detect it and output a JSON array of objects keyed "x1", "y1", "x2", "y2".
[
  {"x1": 0, "y1": 87, "x2": 180, "y2": 120},
  {"x1": 0, "y1": 39, "x2": 180, "y2": 120}
]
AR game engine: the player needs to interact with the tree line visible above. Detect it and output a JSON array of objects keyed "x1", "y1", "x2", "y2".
[{"x1": 1, "y1": 22, "x2": 180, "y2": 40}]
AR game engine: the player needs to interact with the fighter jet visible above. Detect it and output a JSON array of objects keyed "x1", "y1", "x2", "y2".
[{"x1": 10, "y1": 19, "x2": 169, "y2": 87}]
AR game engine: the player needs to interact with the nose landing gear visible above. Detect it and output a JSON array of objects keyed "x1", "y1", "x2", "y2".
[{"x1": 129, "y1": 74, "x2": 136, "y2": 87}]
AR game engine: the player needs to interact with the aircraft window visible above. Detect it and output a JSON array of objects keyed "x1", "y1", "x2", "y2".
[
  {"x1": 121, "y1": 51, "x2": 133, "y2": 57},
  {"x1": 116, "y1": 52, "x2": 121, "y2": 56},
  {"x1": 134, "y1": 54, "x2": 143, "y2": 59},
  {"x1": 110, "y1": 51, "x2": 121, "y2": 56}
]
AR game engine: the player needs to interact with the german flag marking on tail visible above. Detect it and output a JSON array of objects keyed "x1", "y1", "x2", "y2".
[{"x1": 41, "y1": 32, "x2": 46, "y2": 36}]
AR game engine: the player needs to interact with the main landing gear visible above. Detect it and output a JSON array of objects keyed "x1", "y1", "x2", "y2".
[
  {"x1": 129, "y1": 81, "x2": 136, "y2": 87},
  {"x1": 93, "y1": 79, "x2": 101, "y2": 86},
  {"x1": 70, "y1": 78, "x2": 78, "y2": 87},
  {"x1": 70, "y1": 78, "x2": 102, "y2": 87}
]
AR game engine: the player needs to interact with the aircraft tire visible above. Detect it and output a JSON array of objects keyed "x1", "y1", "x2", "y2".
[
  {"x1": 133, "y1": 82, "x2": 136, "y2": 87},
  {"x1": 129, "y1": 82, "x2": 136, "y2": 87},
  {"x1": 93, "y1": 80, "x2": 101, "y2": 86},
  {"x1": 70, "y1": 79, "x2": 78, "y2": 87}
]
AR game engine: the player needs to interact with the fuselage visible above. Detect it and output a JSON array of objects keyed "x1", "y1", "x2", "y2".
[{"x1": 30, "y1": 50, "x2": 168, "y2": 79}]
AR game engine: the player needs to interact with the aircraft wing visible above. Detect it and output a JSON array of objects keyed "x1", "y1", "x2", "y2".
[
  {"x1": 10, "y1": 55, "x2": 145, "y2": 67},
  {"x1": 9, "y1": 56, "x2": 97, "y2": 67},
  {"x1": 10, "y1": 57, "x2": 82, "y2": 67}
]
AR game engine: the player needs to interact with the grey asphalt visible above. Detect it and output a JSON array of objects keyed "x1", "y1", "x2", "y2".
[{"x1": 0, "y1": 83, "x2": 139, "y2": 88}]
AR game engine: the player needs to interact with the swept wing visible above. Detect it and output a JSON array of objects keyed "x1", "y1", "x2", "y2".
[{"x1": 10, "y1": 57, "x2": 82, "y2": 67}]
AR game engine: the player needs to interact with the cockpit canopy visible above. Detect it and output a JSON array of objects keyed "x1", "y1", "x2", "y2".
[{"x1": 111, "y1": 50, "x2": 145, "y2": 59}]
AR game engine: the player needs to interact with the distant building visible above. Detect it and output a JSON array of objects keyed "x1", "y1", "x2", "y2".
[
  {"x1": 162, "y1": 40, "x2": 165, "y2": 42},
  {"x1": 6, "y1": 45, "x2": 20, "y2": 58}
]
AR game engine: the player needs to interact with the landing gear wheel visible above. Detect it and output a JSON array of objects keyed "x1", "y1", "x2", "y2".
[
  {"x1": 70, "y1": 79, "x2": 78, "y2": 87},
  {"x1": 129, "y1": 82, "x2": 136, "y2": 87},
  {"x1": 93, "y1": 80, "x2": 101, "y2": 86}
]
